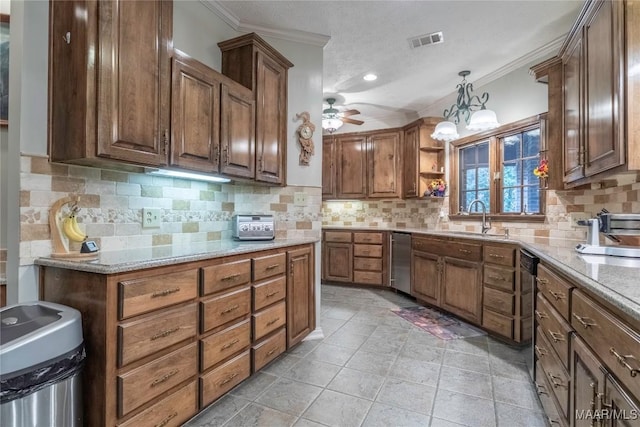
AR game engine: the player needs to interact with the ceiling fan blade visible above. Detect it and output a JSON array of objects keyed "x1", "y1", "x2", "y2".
[
  {"x1": 341, "y1": 109, "x2": 361, "y2": 117},
  {"x1": 342, "y1": 117, "x2": 364, "y2": 125}
]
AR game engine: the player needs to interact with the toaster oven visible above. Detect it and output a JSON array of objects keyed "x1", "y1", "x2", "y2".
[{"x1": 232, "y1": 215, "x2": 275, "y2": 241}]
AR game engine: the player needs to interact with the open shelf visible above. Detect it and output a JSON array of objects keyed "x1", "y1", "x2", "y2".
[
  {"x1": 420, "y1": 171, "x2": 445, "y2": 177},
  {"x1": 420, "y1": 146, "x2": 445, "y2": 153}
]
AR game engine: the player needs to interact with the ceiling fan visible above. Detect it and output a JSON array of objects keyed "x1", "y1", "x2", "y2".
[{"x1": 322, "y1": 98, "x2": 364, "y2": 133}]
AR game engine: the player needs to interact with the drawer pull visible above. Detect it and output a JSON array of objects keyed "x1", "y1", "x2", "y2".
[
  {"x1": 536, "y1": 277, "x2": 548, "y2": 286},
  {"x1": 572, "y1": 313, "x2": 597, "y2": 328},
  {"x1": 488, "y1": 275, "x2": 505, "y2": 282},
  {"x1": 150, "y1": 369, "x2": 178, "y2": 387},
  {"x1": 221, "y1": 338, "x2": 240, "y2": 350},
  {"x1": 155, "y1": 412, "x2": 178, "y2": 427},
  {"x1": 265, "y1": 264, "x2": 280, "y2": 270},
  {"x1": 548, "y1": 290, "x2": 565, "y2": 301},
  {"x1": 221, "y1": 304, "x2": 240, "y2": 314},
  {"x1": 459, "y1": 249, "x2": 471, "y2": 254},
  {"x1": 548, "y1": 418, "x2": 561, "y2": 425},
  {"x1": 151, "y1": 287, "x2": 180, "y2": 298},
  {"x1": 489, "y1": 253, "x2": 504, "y2": 259},
  {"x1": 548, "y1": 330, "x2": 565, "y2": 343},
  {"x1": 266, "y1": 317, "x2": 281, "y2": 327},
  {"x1": 535, "y1": 310, "x2": 548, "y2": 320},
  {"x1": 535, "y1": 383, "x2": 548, "y2": 396},
  {"x1": 221, "y1": 273, "x2": 241, "y2": 282},
  {"x1": 548, "y1": 373, "x2": 568, "y2": 389},
  {"x1": 266, "y1": 291, "x2": 280, "y2": 298},
  {"x1": 266, "y1": 347, "x2": 277, "y2": 356},
  {"x1": 361, "y1": 250, "x2": 370, "y2": 254},
  {"x1": 150, "y1": 326, "x2": 180, "y2": 341},
  {"x1": 609, "y1": 347, "x2": 640, "y2": 377},
  {"x1": 534, "y1": 345, "x2": 547, "y2": 358},
  {"x1": 218, "y1": 372, "x2": 238, "y2": 386}
]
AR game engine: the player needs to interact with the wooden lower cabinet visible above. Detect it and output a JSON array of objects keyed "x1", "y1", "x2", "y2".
[
  {"x1": 322, "y1": 230, "x2": 388, "y2": 287},
  {"x1": 411, "y1": 250, "x2": 440, "y2": 306},
  {"x1": 322, "y1": 242, "x2": 353, "y2": 282},
  {"x1": 441, "y1": 257, "x2": 482, "y2": 324},
  {"x1": 38, "y1": 243, "x2": 314, "y2": 427}
]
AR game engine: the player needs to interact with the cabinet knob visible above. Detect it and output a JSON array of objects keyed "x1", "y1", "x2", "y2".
[{"x1": 63, "y1": 32, "x2": 71, "y2": 44}]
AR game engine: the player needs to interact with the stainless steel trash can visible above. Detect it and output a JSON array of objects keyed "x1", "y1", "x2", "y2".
[{"x1": 0, "y1": 301, "x2": 85, "y2": 427}]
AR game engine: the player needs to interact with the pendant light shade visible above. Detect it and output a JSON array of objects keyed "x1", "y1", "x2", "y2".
[
  {"x1": 322, "y1": 117, "x2": 343, "y2": 133},
  {"x1": 430, "y1": 121, "x2": 459, "y2": 142},
  {"x1": 467, "y1": 109, "x2": 500, "y2": 131}
]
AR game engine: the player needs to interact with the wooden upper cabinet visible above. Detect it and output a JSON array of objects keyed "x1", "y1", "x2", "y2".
[
  {"x1": 337, "y1": 135, "x2": 368, "y2": 199},
  {"x1": 218, "y1": 33, "x2": 293, "y2": 186},
  {"x1": 403, "y1": 124, "x2": 420, "y2": 198},
  {"x1": 368, "y1": 131, "x2": 401, "y2": 198},
  {"x1": 221, "y1": 81, "x2": 256, "y2": 179},
  {"x1": 563, "y1": 33, "x2": 584, "y2": 184},
  {"x1": 49, "y1": 0, "x2": 172, "y2": 167},
  {"x1": 322, "y1": 136, "x2": 337, "y2": 199},
  {"x1": 170, "y1": 51, "x2": 220, "y2": 173}
]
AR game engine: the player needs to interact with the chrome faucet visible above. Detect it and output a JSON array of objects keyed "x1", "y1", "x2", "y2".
[{"x1": 468, "y1": 199, "x2": 492, "y2": 234}]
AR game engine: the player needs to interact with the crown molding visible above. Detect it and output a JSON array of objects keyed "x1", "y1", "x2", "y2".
[{"x1": 201, "y1": 1, "x2": 330, "y2": 47}]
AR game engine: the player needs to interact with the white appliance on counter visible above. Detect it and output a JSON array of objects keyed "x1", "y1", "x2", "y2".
[{"x1": 231, "y1": 215, "x2": 275, "y2": 241}]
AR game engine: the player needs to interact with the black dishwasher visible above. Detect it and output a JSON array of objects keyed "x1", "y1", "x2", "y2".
[{"x1": 520, "y1": 249, "x2": 539, "y2": 380}]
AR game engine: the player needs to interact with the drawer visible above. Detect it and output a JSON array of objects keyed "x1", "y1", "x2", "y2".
[
  {"x1": 353, "y1": 271, "x2": 383, "y2": 285},
  {"x1": 200, "y1": 350, "x2": 250, "y2": 407},
  {"x1": 482, "y1": 309, "x2": 513, "y2": 339},
  {"x1": 200, "y1": 319, "x2": 251, "y2": 371},
  {"x1": 324, "y1": 231, "x2": 352, "y2": 243},
  {"x1": 117, "y1": 381, "x2": 197, "y2": 427},
  {"x1": 353, "y1": 244, "x2": 382, "y2": 258},
  {"x1": 534, "y1": 361, "x2": 566, "y2": 427},
  {"x1": 354, "y1": 257, "x2": 382, "y2": 272},
  {"x1": 253, "y1": 276, "x2": 286, "y2": 311},
  {"x1": 536, "y1": 264, "x2": 573, "y2": 320},
  {"x1": 252, "y1": 328, "x2": 286, "y2": 372},
  {"x1": 483, "y1": 287, "x2": 514, "y2": 316},
  {"x1": 535, "y1": 327, "x2": 570, "y2": 420},
  {"x1": 118, "y1": 303, "x2": 197, "y2": 367},
  {"x1": 119, "y1": 269, "x2": 198, "y2": 320},
  {"x1": 535, "y1": 294, "x2": 572, "y2": 370},
  {"x1": 413, "y1": 237, "x2": 482, "y2": 262},
  {"x1": 483, "y1": 245, "x2": 516, "y2": 267},
  {"x1": 353, "y1": 232, "x2": 383, "y2": 244},
  {"x1": 252, "y1": 301, "x2": 286, "y2": 341},
  {"x1": 201, "y1": 259, "x2": 251, "y2": 296},
  {"x1": 118, "y1": 343, "x2": 198, "y2": 418},
  {"x1": 253, "y1": 253, "x2": 286, "y2": 282},
  {"x1": 483, "y1": 265, "x2": 515, "y2": 292},
  {"x1": 572, "y1": 289, "x2": 640, "y2": 400},
  {"x1": 201, "y1": 287, "x2": 251, "y2": 333}
]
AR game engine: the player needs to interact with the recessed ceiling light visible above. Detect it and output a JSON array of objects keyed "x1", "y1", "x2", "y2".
[{"x1": 363, "y1": 73, "x2": 377, "y2": 81}]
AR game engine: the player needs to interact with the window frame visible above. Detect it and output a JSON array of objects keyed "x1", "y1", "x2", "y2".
[{"x1": 449, "y1": 115, "x2": 547, "y2": 222}]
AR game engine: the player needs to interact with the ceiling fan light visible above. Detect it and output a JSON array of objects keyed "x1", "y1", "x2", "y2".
[
  {"x1": 467, "y1": 109, "x2": 500, "y2": 131},
  {"x1": 322, "y1": 117, "x2": 344, "y2": 133},
  {"x1": 431, "y1": 121, "x2": 459, "y2": 142},
  {"x1": 363, "y1": 73, "x2": 378, "y2": 81}
]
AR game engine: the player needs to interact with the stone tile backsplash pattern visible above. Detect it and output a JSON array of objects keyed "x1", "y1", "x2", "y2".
[
  {"x1": 322, "y1": 173, "x2": 640, "y2": 248},
  {"x1": 19, "y1": 155, "x2": 321, "y2": 266}
]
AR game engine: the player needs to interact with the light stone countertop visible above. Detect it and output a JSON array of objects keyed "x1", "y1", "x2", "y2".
[
  {"x1": 35, "y1": 238, "x2": 319, "y2": 275},
  {"x1": 324, "y1": 226, "x2": 640, "y2": 322}
]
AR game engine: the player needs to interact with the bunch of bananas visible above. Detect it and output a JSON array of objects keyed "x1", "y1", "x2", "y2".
[{"x1": 62, "y1": 206, "x2": 87, "y2": 242}]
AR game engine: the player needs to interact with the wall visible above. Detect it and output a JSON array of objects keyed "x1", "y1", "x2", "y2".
[{"x1": 8, "y1": 1, "x2": 324, "y2": 306}]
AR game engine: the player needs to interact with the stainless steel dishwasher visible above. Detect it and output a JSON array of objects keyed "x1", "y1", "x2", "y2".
[{"x1": 391, "y1": 232, "x2": 412, "y2": 294}]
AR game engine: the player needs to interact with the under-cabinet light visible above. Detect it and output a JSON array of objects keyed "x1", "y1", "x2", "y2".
[{"x1": 146, "y1": 169, "x2": 231, "y2": 183}]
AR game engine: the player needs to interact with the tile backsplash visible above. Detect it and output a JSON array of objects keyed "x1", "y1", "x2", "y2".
[
  {"x1": 323, "y1": 173, "x2": 640, "y2": 247},
  {"x1": 19, "y1": 155, "x2": 322, "y2": 266}
]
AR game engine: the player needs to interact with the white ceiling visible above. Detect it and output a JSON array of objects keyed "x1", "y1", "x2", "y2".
[{"x1": 215, "y1": 0, "x2": 583, "y2": 129}]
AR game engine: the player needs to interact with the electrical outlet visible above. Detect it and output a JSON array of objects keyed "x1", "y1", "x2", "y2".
[
  {"x1": 294, "y1": 192, "x2": 308, "y2": 206},
  {"x1": 569, "y1": 212, "x2": 590, "y2": 228},
  {"x1": 142, "y1": 208, "x2": 161, "y2": 228}
]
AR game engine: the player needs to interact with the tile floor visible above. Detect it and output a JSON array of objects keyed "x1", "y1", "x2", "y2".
[{"x1": 184, "y1": 284, "x2": 546, "y2": 427}]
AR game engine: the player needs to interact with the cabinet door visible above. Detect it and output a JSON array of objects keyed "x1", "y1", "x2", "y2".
[
  {"x1": 97, "y1": 0, "x2": 172, "y2": 166},
  {"x1": 603, "y1": 374, "x2": 640, "y2": 427},
  {"x1": 170, "y1": 53, "x2": 220, "y2": 173},
  {"x1": 441, "y1": 257, "x2": 482, "y2": 324},
  {"x1": 368, "y1": 131, "x2": 401, "y2": 198},
  {"x1": 571, "y1": 335, "x2": 606, "y2": 427},
  {"x1": 287, "y1": 246, "x2": 315, "y2": 348},
  {"x1": 323, "y1": 243, "x2": 353, "y2": 282},
  {"x1": 337, "y1": 135, "x2": 367, "y2": 198},
  {"x1": 411, "y1": 251, "x2": 440, "y2": 306},
  {"x1": 403, "y1": 125, "x2": 419, "y2": 198},
  {"x1": 322, "y1": 136, "x2": 337, "y2": 199},
  {"x1": 221, "y1": 82, "x2": 256, "y2": 178},
  {"x1": 255, "y1": 52, "x2": 287, "y2": 184},
  {"x1": 584, "y1": 0, "x2": 625, "y2": 177},
  {"x1": 563, "y1": 32, "x2": 584, "y2": 184}
]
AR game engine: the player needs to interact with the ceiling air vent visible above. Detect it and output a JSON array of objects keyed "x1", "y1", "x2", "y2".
[{"x1": 409, "y1": 31, "x2": 444, "y2": 49}]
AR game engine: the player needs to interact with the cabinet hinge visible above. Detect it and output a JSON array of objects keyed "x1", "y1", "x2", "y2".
[{"x1": 162, "y1": 129, "x2": 169, "y2": 154}]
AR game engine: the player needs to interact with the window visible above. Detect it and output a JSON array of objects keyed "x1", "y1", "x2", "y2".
[{"x1": 451, "y1": 116, "x2": 545, "y2": 219}]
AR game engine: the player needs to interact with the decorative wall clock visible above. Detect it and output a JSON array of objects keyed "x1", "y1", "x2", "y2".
[{"x1": 295, "y1": 111, "x2": 315, "y2": 165}]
